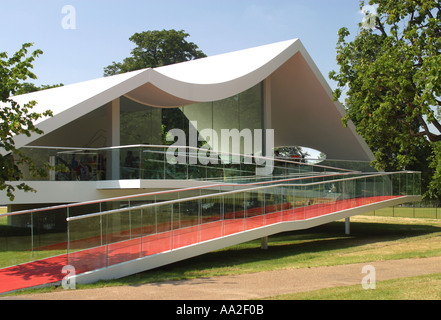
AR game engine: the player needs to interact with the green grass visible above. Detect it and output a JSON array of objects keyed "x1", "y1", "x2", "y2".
[
  {"x1": 3, "y1": 207, "x2": 441, "y2": 298},
  {"x1": 8, "y1": 214, "x2": 441, "y2": 297},
  {"x1": 368, "y1": 206, "x2": 440, "y2": 219},
  {"x1": 266, "y1": 272, "x2": 441, "y2": 300}
]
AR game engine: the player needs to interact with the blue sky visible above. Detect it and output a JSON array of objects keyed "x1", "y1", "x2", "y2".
[{"x1": 0, "y1": 0, "x2": 366, "y2": 88}]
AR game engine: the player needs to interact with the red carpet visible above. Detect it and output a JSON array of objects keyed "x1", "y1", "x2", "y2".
[{"x1": 0, "y1": 195, "x2": 398, "y2": 294}]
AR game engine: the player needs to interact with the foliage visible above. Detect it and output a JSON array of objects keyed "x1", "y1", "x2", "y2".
[
  {"x1": 0, "y1": 43, "x2": 53, "y2": 201},
  {"x1": 15, "y1": 82, "x2": 64, "y2": 95},
  {"x1": 329, "y1": 0, "x2": 441, "y2": 198},
  {"x1": 104, "y1": 29, "x2": 206, "y2": 76}
]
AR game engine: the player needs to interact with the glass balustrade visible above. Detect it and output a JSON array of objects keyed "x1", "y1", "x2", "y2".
[
  {"x1": 0, "y1": 171, "x2": 421, "y2": 273},
  {"x1": 16, "y1": 145, "x2": 360, "y2": 183}
]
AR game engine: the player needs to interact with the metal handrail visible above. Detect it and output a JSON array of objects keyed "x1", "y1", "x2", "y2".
[
  {"x1": 66, "y1": 171, "x2": 419, "y2": 222},
  {"x1": 22, "y1": 144, "x2": 358, "y2": 173},
  {"x1": 0, "y1": 171, "x2": 360, "y2": 218}
]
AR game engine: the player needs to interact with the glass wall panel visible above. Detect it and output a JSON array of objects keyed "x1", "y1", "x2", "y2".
[
  {"x1": 29, "y1": 102, "x2": 111, "y2": 149},
  {"x1": 213, "y1": 95, "x2": 239, "y2": 156},
  {"x1": 239, "y1": 82, "x2": 263, "y2": 155},
  {"x1": 120, "y1": 96, "x2": 162, "y2": 146},
  {"x1": 181, "y1": 102, "x2": 213, "y2": 147}
]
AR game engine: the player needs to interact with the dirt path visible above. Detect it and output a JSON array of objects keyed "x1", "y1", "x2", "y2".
[{"x1": 4, "y1": 256, "x2": 441, "y2": 300}]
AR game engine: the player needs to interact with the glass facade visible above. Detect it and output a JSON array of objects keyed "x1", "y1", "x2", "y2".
[
  {"x1": 120, "y1": 82, "x2": 263, "y2": 155},
  {"x1": 17, "y1": 82, "x2": 264, "y2": 181},
  {"x1": 120, "y1": 96, "x2": 162, "y2": 146}
]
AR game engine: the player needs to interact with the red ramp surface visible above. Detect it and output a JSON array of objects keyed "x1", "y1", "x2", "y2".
[{"x1": 0, "y1": 196, "x2": 399, "y2": 294}]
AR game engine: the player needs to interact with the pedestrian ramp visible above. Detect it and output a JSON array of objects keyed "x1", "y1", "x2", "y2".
[{"x1": 0, "y1": 171, "x2": 421, "y2": 294}]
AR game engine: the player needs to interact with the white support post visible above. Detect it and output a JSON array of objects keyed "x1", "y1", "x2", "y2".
[
  {"x1": 345, "y1": 217, "x2": 350, "y2": 235},
  {"x1": 261, "y1": 236, "x2": 268, "y2": 250},
  {"x1": 107, "y1": 98, "x2": 120, "y2": 180}
]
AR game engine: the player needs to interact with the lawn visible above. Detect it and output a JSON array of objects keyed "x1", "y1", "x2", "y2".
[
  {"x1": 3, "y1": 209, "x2": 441, "y2": 298},
  {"x1": 267, "y1": 272, "x2": 441, "y2": 300},
  {"x1": 17, "y1": 214, "x2": 441, "y2": 294}
]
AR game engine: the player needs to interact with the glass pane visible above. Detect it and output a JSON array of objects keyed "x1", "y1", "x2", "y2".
[
  {"x1": 244, "y1": 190, "x2": 264, "y2": 230},
  {"x1": 304, "y1": 185, "x2": 319, "y2": 219},
  {"x1": 121, "y1": 148, "x2": 141, "y2": 179},
  {"x1": 223, "y1": 192, "x2": 245, "y2": 236},
  {"x1": 213, "y1": 95, "x2": 239, "y2": 155},
  {"x1": 173, "y1": 198, "x2": 199, "y2": 248},
  {"x1": 32, "y1": 208, "x2": 68, "y2": 262},
  {"x1": 199, "y1": 197, "x2": 222, "y2": 242},
  {"x1": 0, "y1": 212, "x2": 33, "y2": 268},
  {"x1": 120, "y1": 96, "x2": 156, "y2": 146},
  {"x1": 68, "y1": 215, "x2": 106, "y2": 273},
  {"x1": 239, "y1": 82, "x2": 263, "y2": 134},
  {"x1": 142, "y1": 147, "x2": 164, "y2": 179}
]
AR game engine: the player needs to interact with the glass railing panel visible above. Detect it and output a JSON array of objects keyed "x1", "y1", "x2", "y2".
[
  {"x1": 0, "y1": 212, "x2": 33, "y2": 268},
  {"x1": 279, "y1": 186, "x2": 294, "y2": 222},
  {"x1": 399, "y1": 172, "x2": 408, "y2": 196},
  {"x1": 103, "y1": 202, "x2": 142, "y2": 266},
  {"x1": 406, "y1": 172, "x2": 418, "y2": 195},
  {"x1": 199, "y1": 196, "x2": 223, "y2": 242},
  {"x1": 173, "y1": 198, "x2": 199, "y2": 248},
  {"x1": 67, "y1": 214, "x2": 106, "y2": 273},
  {"x1": 140, "y1": 206, "x2": 158, "y2": 257},
  {"x1": 381, "y1": 175, "x2": 393, "y2": 197},
  {"x1": 346, "y1": 179, "x2": 357, "y2": 207},
  {"x1": 354, "y1": 177, "x2": 366, "y2": 206},
  {"x1": 31, "y1": 207, "x2": 68, "y2": 262},
  {"x1": 120, "y1": 147, "x2": 142, "y2": 179},
  {"x1": 284, "y1": 161, "x2": 300, "y2": 178},
  {"x1": 223, "y1": 192, "x2": 245, "y2": 236},
  {"x1": 317, "y1": 183, "x2": 331, "y2": 216},
  {"x1": 240, "y1": 163, "x2": 256, "y2": 178},
  {"x1": 391, "y1": 173, "x2": 401, "y2": 196},
  {"x1": 294, "y1": 186, "x2": 307, "y2": 221},
  {"x1": 0, "y1": 170, "x2": 423, "y2": 281},
  {"x1": 364, "y1": 176, "x2": 376, "y2": 202},
  {"x1": 243, "y1": 189, "x2": 264, "y2": 230},
  {"x1": 303, "y1": 184, "x2": 320, "y2": 219},
  {"x1": 16, "y1": 145, "x2": 370, "y2": 183},
  {"x1": 223, "y1": 163, "x2": 242, "y2": 180},
  {"x1": 141, "y1": 148, "x2": 165, "y2": 179},
  {"x1": 263, "y1": 188, "x2": 278, "y2": 216}
]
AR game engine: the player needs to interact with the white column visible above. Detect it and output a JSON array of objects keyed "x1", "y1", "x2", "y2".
[
  {"x1": 107, "y1": 98, "x2": 120, "y2": 180},
  {"x1": 263, "y1": 77, "x2": 272, "y2": 156}
]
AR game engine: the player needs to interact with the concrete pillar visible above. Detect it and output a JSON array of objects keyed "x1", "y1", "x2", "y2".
[
  {"x1": 345, "y1": 217, "x2": 350, "y2": 235},
  {"x1": 261, "y1": 236, "x2": 268, "y2": 250}
]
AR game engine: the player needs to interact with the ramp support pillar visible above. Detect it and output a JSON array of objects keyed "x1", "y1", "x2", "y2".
[
  {"x1": 345, "y1": 217, "x2": 350, "y2": 235},
  {"x1": 261, "y1": 236, "x2": 268, "y2": 250}
]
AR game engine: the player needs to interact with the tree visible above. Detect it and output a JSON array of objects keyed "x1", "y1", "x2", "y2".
[
  {"x1": 104, "y1": 29, "x2": 206, "y2": 76},
  {"x1": 15, "y1": 82, "x2": 64, "y2": 95},
  {"x1": 0, "y1": 43, "x2": 53, "y2": 200},
  {"x1": 329, "y1": 0, "x2": 441, "y2": 198}
]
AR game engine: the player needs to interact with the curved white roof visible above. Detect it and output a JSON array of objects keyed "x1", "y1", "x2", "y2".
[{"x1": 5, "y1": 39, "x2": 374, "y2": 161}]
